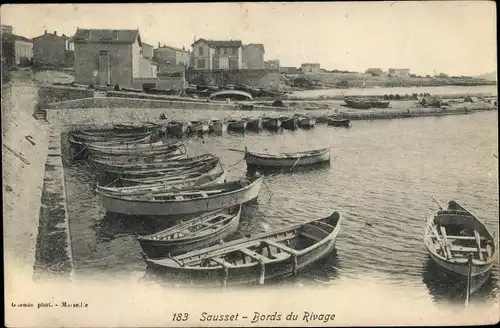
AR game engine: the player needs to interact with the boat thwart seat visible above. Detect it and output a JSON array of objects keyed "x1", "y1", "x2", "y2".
[
  {"x1": 264, "y1": 240, "x2": 300, "y2": 255},
  {"x1": 239, "y1": 248, "x2": 271, "y2": 263}
]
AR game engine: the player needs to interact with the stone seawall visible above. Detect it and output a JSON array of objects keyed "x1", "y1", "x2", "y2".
[{"x1": 2, "y1": 83, "x2": 49, "y2": 285}]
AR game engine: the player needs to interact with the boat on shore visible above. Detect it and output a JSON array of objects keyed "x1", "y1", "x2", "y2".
[
  {"x1": 137, "y1": 205, "x2": 242, "y2": 258},
  {"x1": 262, "y1": 117, "x2": 282, "y2": 130},
  {"x1": 209, "y1": 90, "x2": 253, "y2": 101},
  {"x1": 244, "y1": 118, "x2": 262, "y2": 131},
  {"x1": 145, "y1": 211, "x2": 343, "y2": 286},
  {"x1": 327, "y1": 118, "x2": 351, "y2": 128},
  {"x1": 87, "y1": 141, "x2": 186, "y2": 158},
  {"x1": 344, "y1": 97, "x2": 372, "y2": 110},
  {"x1": 97, "y1": 176, "x2": 264, "y2": 217},
  {"x1": 295, "y1": 115, "x2": 316, "y2": 129},
  {"x1": 424, "y1": 200, "x2": 496, "y2": 278},
  {"x1": 245, "y1": 147, "x2": 331, "y2": 169},
  {"x1": 371, "y1": 99, "x2": 391, "y2": 108},
  {"x1": 227, "y1": 119, "x2": 247, "y2": 132}
]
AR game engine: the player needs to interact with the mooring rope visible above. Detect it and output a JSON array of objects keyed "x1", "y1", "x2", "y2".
[
  {"x1": 71, "y1": 144, "x2": 88, "y2": 161},
  {"x1": 226, "y1": 156, "x2": 245, "y2": 169},
  {"x1": 262, "y1": 178, "x2": 273, "y2": 202}
]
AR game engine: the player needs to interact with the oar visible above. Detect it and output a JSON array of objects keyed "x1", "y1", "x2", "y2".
[
  {"x1": 226, "y1": 148, "x2": 246, "y2": 153},
  {"x1": 432, "y1": 197, "x2": 445, "y2": 210},
  {"x1": 465, "y1": 253, "x2": 473, "y2": 307},
  {"x1": 494, "y1": 154, "x2": 498, "y2": 159}
]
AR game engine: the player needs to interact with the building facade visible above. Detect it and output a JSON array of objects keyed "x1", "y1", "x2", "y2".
[
  {"x1": 153, "y1": 44, "x2": 190, "y2": 75},
  {"x1": 33, "y1": 30, "x2": 74, "y2": 68},
  {"x1": 300, "y1": 63, "x2": 321, "y2": 73},
  {"x1": 141, "y1": 42, "x2": 154, "y2": 60},
  {"x1": 388, "y1": 68, "x2": 410, "y2": 77},
  {"x1": 264, "y1": 59, "x2": 280, "y2": 70},
  {"x1": 191, "y1": 39, "x2": 242, "y2": 71},
  {"x1": 280, "y1": 66, "x2": 300, "y2": 74},
  {"x1": 242, "y1": 43, "x2": 265, "y2": 69},
  {"x1": 1, "y1": 25, "x2": 33, "y2": 67},
  {"x1": 72, "y1": 28, "x2": 156, "y2": 88}
]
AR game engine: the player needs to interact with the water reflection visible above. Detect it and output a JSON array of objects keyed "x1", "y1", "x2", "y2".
[{"x1": 421, "y1": 256, "x2": 495, "y2": 305}]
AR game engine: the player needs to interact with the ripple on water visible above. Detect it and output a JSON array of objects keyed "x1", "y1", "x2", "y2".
[{"x1": 64, "y1": 111, "x2": 499, "y2": 304}]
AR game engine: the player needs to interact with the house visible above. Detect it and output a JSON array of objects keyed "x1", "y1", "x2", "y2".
[
  {"x1": 388, "y1": 68, "x2": 410, "y2": 78},
  {"x1": 153, "y1": 43, "x2": 190, "y2": 75},
  {"x1": 242, "y1": 43, "x2": 265, "y2": 69},
  {"x1": 264, "y1": 59, "x2": 280, "y2": 70},
  {"x1": 1, "y1": 25, "x2": 33, "y2": 68},
  {"x1": 141, "y1": 42, "x2": 154, "y2": 60},
  {"x1": 279, "y1": 66, "x2": 300, "y2": 74},
  {"x1": 33, "y1": 30, "x2": 74, "y2": 68},
  {"x1": 72, "y1": 28, "x2": 157, "y2": 88},
  {"x1": 191, "y1": 38, "x2": 242, "y2": 70},
  {"x1": 301, "y1": 63, "x2": 321, "y2": 73}
]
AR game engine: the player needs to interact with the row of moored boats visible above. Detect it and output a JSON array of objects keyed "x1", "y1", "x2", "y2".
[{"x1": 68, "y1": 124, "x2": 496, "y2": 292}]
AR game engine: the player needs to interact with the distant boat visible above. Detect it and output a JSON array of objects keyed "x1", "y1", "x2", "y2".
[
  {"x1": 187, "y1": 121, "x2": 209, "y2": 134},
  {"x1": 167, "y1": 121, "x2": 188, "y2": 136},
  {"x1": 295, "y1": 115, "x2": 316, "y2": 129},
  {"x1": 344, "y1": 97, "x2": 372, "y2": 110},
  {"x1": 227, "y1": 119, "x2": 247, "y2": 132},
  {"x1": 371, "y1": 100, "x2": 390, "y2": 108},
  {"x1": 327, "y1": 118, "x2": 351, "y2": 128},
  {"x1": 144, "y1": 212, "x2": 343, "y2": 286},
  {"x1": 209, "y1": 90, "x2": 253, "y2": 101},
  {"x1": 209, "y1": 119, "x2": 227, "y2": 133},
  {"x1": 137, "y1": 205, "x2": 242, "y2": 258},
  {"x1": 279, "y1": 116, "x2": 298, "y2": 130},
  {"x1": 245, "y1": 147, "x2": 330, "y2": 168},
  {"x1": 424, "y1": 200, "x2": 496, "y2": 278},
  {"x1": 262, "y1": 117, "x2": 282, "y2": 130},
  {"x1": 244, "y1": 117, "x2": 262, "y2": 131}
]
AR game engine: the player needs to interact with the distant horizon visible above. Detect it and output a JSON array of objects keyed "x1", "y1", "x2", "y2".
[{"x1": 1, "y1": 2, "x2": 497, "y2": 76}]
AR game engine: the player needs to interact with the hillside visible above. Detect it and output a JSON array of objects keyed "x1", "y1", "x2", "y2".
[{"x1": 476, "y1": 71, "x2": 497, "y2": 82}]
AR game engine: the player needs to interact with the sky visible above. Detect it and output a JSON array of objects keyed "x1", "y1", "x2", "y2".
[{"x1": 1, "y1": 2, "x2": 497, "y2": 76}]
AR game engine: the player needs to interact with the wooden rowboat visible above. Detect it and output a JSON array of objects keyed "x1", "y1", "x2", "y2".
[
  {"x1": 227, "y1": 119, "x2": 247, "y2": 132},
  {"x1": 244, "y1": 118, "x2": 262, "y2": 131},
  {"x1": 97, "y1": 176, "x2": 264, "y2": 217},
  {"x1": 295, "y1": 115, "x2": 316, "y2": 129},
  {"x1": 424, "y1": 200, "x2": 496, "y2": 278},
  {"x1": 344, "y1": 97, "x2": 372, "y2": 110},
  {"x1": 97, "y1": 166, "x2": 226, "y2": 193},
  {"x1": 371, "y1": 100, "x2": 390, "y2": 108},
  {"x1": 91, "y1": 153, "x2": 216, "y2": 172},
  {"x1": 245, "y1": 147, "x2": 331, "y2": 168},
  {"x1": 187, "y1": 121, "x2": 209, "y2": 134},
  {"x1": 209, "y1": 119, "x2": 227, "y2": 133},
  {"x1": 327, "y1": 118, "x2": 351, "y2": 128},
  {"x1": 137, "y1": 205, "x2": 242, "y2": 258},
  {"x1": 145, "y1": 211, "x2": 342, "y2": 286},
  {"x1": 167, "y1": 121, "x2": 188, "y2": 137},
  {"x1": 280, "y1": 116, "x2": 298, "y2": 130},
  {"x1": 88, "y1": 141, "x2": 186, "y2": 156},
  {"x1": 262, "y1": 117, "x2": 281, "y2": 130}
]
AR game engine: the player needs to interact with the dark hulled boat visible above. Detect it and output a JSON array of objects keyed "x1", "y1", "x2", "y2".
[{"x1": 327, "y1": 118, "x2": 351, "y2": 128}]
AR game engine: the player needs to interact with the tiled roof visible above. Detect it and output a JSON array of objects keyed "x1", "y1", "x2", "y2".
[
  {"x1": 192, "y1": 38, "x2": 242, "y2": 48},
  {"x1": 244, "y1": 43, "x2": 265, "y2": 53},
  {"x1": 33, "y1": 32, "x2": 71, "y2": 41},
  {"x1": 72, "y1": 28, "x2": 141, "y2": 45},
  {"x1": 155, "y1": 45, "x2": 188, "y2": 53},
  {"x1": 1, "y1": 33, "x2": 33, "y2": 43}
]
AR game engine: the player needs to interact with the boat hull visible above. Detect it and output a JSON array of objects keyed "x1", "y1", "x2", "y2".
[
  {"x1": 245, "y1": 119, "x2": 262, "y2": 131},
  {"x1": 227, "y1": 121, "x2": 247, "y2": 132},
  {"x1": 245, "y1": 149, "x2": 330, "y2": 168},
  {"x1": 427, "y1": 247, "x2": 494, "y2": 277},
  {"x1": 138, "y1": 208, "x2": 241, "y2": 258},
  {"x1": 98, "y1": 178, "x2": 264, "y2": 217},
  {"x1": 262, "y1": 118, "x2": 281, "y2": 130},
  {"x1": 344, "y1": 98, "x2": 372, "y2": 109},
  {"x1": 327, "y1": 119, "x2": 351, "y2": 127}
]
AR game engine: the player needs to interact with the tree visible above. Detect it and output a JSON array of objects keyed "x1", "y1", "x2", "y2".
[{"x1": 438, "y1": 73, "x2": 449, "y2": 78}]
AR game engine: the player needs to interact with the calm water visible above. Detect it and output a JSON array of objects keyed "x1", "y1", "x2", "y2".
[
  {"x1": 291, "y1": 85, "x2": 498, "y2": 98},
  {"x1": 64, "y1": 111, "x2": 498, "y2": 305}
]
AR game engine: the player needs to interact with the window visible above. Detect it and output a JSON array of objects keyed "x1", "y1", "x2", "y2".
[
  {"x1": 232, "y1": 48, "x2": 238, "y2": 55},
  {"x1": 113, "y1": 30, "x2": 118, "y2": 39},
  {"x1": 197, "y1": 59, "x2": 205, "y2": 69},
  {"x1": 198, "y1": 47, "x2": 204, "y2": 56},
  {"x1": 224, "y1": 48, "x2": 228, "y2": 55}
]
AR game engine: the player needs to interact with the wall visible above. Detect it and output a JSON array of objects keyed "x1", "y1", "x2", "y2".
[
  {"x1": 132, "y1": 76, "x2": 184, "y2": 90},
  {"x1": 242, "y1": 45, "x2": 264, "y2": 69},
  {"x1": 154, "y1": 47, "x2": 176, "y2": 64},
  {"x1": 15, "y1": 40, "x2": 33, "y2": 65},
  {"x1": 132, "y1": 39, "x2": 140, "y2": 79},
  {"x1": 141, "y1": 43, "x2": 154, "y2": 59},
  {"x1": 38, "y1": 85, "x2": 94, "y2": 106},
  {"x1": 74, "y1": 42, "x2": 132, "y2": 87},
  {"x1": 139, "y1": 57, "x2": 157, "y2": 78},
  {"x1": 186, "y1": 69, "x2": 280, "y2": 88},
  {"x1": 192, "y1": 41, "x2": 213, "y2": 70},
  {"x1": 2, "y1": 82, "x2": 49, "y2": 281},
  {"x1": 33, "y1": 34, "x2": 66, "y2": 67}
]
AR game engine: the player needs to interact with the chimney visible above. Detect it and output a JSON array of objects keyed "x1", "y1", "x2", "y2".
[
  {"x1": 158, "y1": 41, "x2": 160, "y2": 48},
  {"x1": 54, "y1": 31, "x2": 57, "y2": 35},
  {"x1": 44, "y1": 30, "x2": 47, "y2": 34},
  {"x1": 183, "y1": 46, "x2": 185, "y2": 51}
]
